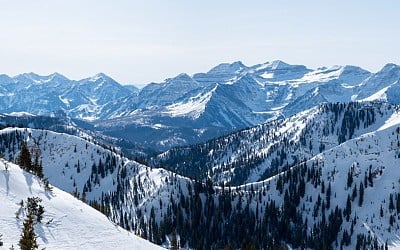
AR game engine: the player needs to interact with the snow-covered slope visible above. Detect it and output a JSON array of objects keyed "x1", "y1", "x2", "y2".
[
  {"x1": 0, "y1": 160, "x2": 164, "y2": 249},
  {"x1": 225, "y1": 114, "x2": 400, "y2": 248},
  {"x1": 155, "y1": 102, "x2": 395, "y2": 185},
  {"x1": 2, "y1": 107, "x2": 400, "y2": 248}
]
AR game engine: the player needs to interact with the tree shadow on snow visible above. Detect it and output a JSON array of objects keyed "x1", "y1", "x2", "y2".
[
  {"x1": 23, "y1": 171, "x2": 33, "y2": 194},
  {"x1": 35, "y1": 224, "x2": 49, "y2": 244},
  {"x1": 2, "y1": 169, "x2": 10, "y2": 195}
]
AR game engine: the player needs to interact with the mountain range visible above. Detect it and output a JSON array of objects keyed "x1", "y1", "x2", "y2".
[
  {"x1": 1, "y1": 60, "x2": 400, "y2": 151},
  {"x1": 2, "y1": 60, "x2": 400, "y2": 248}
]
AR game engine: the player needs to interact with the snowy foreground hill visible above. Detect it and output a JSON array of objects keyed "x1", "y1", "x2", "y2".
[
  {"x1": 0, "y1": 160, "x2": 164, "y2": 249},
  {"x1": 1, "y1": 101, "x2": 400, "y2": 249}
]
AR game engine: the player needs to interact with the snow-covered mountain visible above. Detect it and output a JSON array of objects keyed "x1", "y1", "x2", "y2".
[
  {"x1": 0, "y1": 72, "x2": 136, "y2": 121},
  {"x1": 94, "y1": 61, "x2": 400, "y2": 150},
  {"x1": 0, "y1": 159, "x2": 164, "y2": 249},
  {"x1": 2, "y1": 60, "x2": 400, "y2": 151},
  {"x1": 1, "y1": 100, "x2": 400, "y2": 248},
  {"x1": 153, "y1": 101, "x2": 395, "y2": 185}
]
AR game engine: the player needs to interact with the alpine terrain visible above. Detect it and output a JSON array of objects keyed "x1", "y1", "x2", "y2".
[
  {"x1": 1, "y1": 60, "x2": 400, "y2": 249},
  {"x1": 2, "y1": 61, "x2": 400, "y2": 151}
]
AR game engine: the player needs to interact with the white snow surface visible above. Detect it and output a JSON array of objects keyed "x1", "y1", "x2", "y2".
[
  {"x1": 7, "y1": 112, "x2": 36, "y2": 117},
  {"x1": 0, "y1": 160, "x2": 164, "y2": 250},
  {"x1": 361, "y1": 85, "x2": 390, "y2": 102},
  {"x1": 163, "y1": 85, "x2": 217, "y2": 119}
]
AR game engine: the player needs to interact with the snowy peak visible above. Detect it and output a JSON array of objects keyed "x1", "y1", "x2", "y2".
[
  {"x1": 193, "y1": 61, "x2": 248, "y2": 85},
  {"x1": 85, "y1": 72, "x2": 116, "y2": 84},
  {"x1": 0, "y1": 74, "x2": 13, "y2": 84},
  {"x1": 165, "y1": 73, "x2": 197, "y2": 86},
  {"x1": 251, "y1": 60, "x2": 310, "y2": 81},
  {"x1": 13, "y1": 72, "x2": 70, "y2": 85},
  {"x1": 47, "y1": 72, "x2": 70, "y2": 82},
  {"x1": 380, "y1": 63, "x2": 400, "y2": 73},
  {"x1": 355, "y1": 63, "x2": 400, "y2": 101},
  {"x1": 14, "y1": 72, "x2": 42, "y2": 82},
  {"x1": 337, "y1": 65, "x2": 371, "y2": 84},
  {"x1": 137, "y1": 73, "x2": 200, "y2": 107},
  {"x1": 206, "y1": 60, "x2": 247, "y2": 75},
  {"x1": 266, "y1": 60, "x2": 293, "y2": 70}
]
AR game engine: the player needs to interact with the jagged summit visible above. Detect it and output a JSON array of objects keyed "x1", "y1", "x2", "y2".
[
  {"x1": 207, "y1": 60, "x2": 247, "y2": 74},
  {"x1": 268, "y1": 59, "x2": 291, "y2": 70},
  {"x1": 165, "y1": 72, "x2": 194, "y2": 82},
  {"x1": 87, "y1": 72, "x2": 115, "y2": 82}
]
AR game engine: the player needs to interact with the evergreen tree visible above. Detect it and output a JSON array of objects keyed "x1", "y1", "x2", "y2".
[
  {"x1": 170, "y1": 229, "x2": 178, "y2": 250},
  {"x1": 18, "y1": 213, "x2": 38, "y2": 250},
  {"x1": 389, "y1": 194, "x2": 395, "y2": 212},
  {"x1": 347, "y1": 171, "x2": 353, "y2": 188},
  {"x1": 32, "y1": 154, "x2": 43, "y2": 179},
  {"x1": 351, "y1": 184, "x2": 357, "y2": 201},
  {"x1": 358, "y1": 182, "x2": 364, "y2": 207},
  {"x1": 368, "y1": 165, "x2": 373, "y2": 187},
  {"x1": 326, "y1": 182, "x2": 332, "y2": 209},
  {"x1": 345, "y1": 194, "x2": 352, "y2": 221},
  {"x1": 18, "y1": 141, "x2": 32, "y2": 172}
]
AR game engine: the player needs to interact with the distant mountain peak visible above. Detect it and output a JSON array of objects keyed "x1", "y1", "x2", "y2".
[
  {"x1": 231, "y1": 60, "x2": 246, "y2": 67},
  {"x1": 269, "y1": 60, "x2": 290, "y2": 70},
  {"x1": 207, "y1": 61, "x2": 247, "y2": 75},
  {"x1": 12, "y1": 72, "x2": 70, "y2": 84},
  {"x1": 48, "y1": 72, "x2": 70, "y2": 81},
  {"x1": 16, "y1": 72, "x2": 41, "y2": 81},
  {"x1": 163, "y1": 73, "x2": 196, "y2": 86},
  {"x1": 174, "y1": 72, "x2": 192, "y2": 80},
  {"x1": 90, "y1": 72, "x2": 113, "y2": 82},
  {"x1": 380, "y1": 63, "x2": 400, "y2": 72},
  {"x1": 338, "y1": 65, "x2": 370, "y2": 76}
]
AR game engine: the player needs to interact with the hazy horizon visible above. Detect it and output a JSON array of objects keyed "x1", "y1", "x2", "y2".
[{"x1": 1, "y1": 0, "x2": 399, "y2": 85}]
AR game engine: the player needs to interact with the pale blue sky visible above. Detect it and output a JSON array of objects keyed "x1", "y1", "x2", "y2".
[{"x1": 0, "y1": 0, "x2": 399, "y2": 85}]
